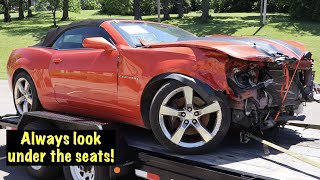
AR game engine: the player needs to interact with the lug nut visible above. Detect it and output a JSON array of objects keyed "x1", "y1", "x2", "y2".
[
  {"x1": 181, "y1": 112, "x2": 186, "y2": 117},
  {"x1": 187, "y1": 107, "x2": 192, "y2": 112},
  {"x1": 184, "y1": 120, "x2": 189, "y2": 124},
  {"x1": 192, "y1": 119, "x2": 197, "y2": 124},
  {"x1": 194, "y1": 111, "x2": 199, "y2": 116}
]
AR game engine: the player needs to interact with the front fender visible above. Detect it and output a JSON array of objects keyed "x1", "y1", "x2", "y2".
[
  {"x1": 150, "y1": 73, "x2": 222, "y2": 104},
  {"x1": 141, "y1": 73, "x2": 228, "y2": 128}
]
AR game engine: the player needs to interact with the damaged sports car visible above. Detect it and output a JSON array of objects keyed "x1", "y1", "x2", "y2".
[{"x1": 7, "y1": 20, "x2": 320, "y2": 154}]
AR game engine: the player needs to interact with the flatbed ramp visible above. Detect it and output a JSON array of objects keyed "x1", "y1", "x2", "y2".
[{"x1": 124, "y1": 125, "x2": 320, "y2": 180}]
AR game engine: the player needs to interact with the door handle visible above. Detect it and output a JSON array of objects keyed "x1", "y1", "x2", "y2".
[{"x1": 53, "y1": 58, "x2": 63, "y2": 64}]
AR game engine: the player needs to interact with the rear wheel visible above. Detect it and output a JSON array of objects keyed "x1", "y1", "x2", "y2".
[
  {"x1": 13, "y1": 72, "x2": 41, "y2": 115},
  {"x1": 150, "y1": 81, "x2": 231, "y2": 154},
  {"x1": 63, "y1": 166, "x2": 109, "y2": 180},
  {"x1": 24, "y1": 121, "x2": 62, "y2": 179}
]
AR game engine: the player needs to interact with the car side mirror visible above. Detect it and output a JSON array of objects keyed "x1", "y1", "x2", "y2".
[{"x1": 82, "y1": 37, "x2": 116, "y2": 51}]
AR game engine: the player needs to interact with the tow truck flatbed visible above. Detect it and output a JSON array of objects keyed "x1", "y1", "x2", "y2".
[
  {"x1": 123, "y1": 124, "x2": 320, "y2": 180},
  {"x1": 1, "y1": 112, "x2": 320, "y2": 180}
]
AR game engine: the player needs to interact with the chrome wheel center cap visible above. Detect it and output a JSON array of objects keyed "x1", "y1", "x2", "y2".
[{"x1": 185, "y1": 112, "x2": 194, "y2": 120}]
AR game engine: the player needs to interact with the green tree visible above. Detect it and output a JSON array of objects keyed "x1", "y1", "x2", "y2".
[
  {"x1": 35, "y1": 0, "x2": 49, "y2": 11},
  {"x1": 69, "y1": 0, "x2": 81, "y2": 12},
  {"x1": 191, "y1": 0, "x2": 201, "y2": 11},
  {"x1": 288, "y1": 0, "x2": 320, "y2": 21},
  {"x1": 18, "y1": 0, "x2": 24, "y2": 19},
  {"x1": 100, "y1": 0, "x2": 133, "y2": 15},
  {"x1": 212, "y1": 0, "x2": 257, "y2": 13},
  {"x1": 134, "y1": 0, "x2": 141, "y2": 20},
  {"x1": 27, "y1": 0, "x2": 33, "y2": 17},
  {"x1": 47, "y1": 0, "x2": 61, "y2": 26},
  {"x1": 201, "y1": 0, "x2": 209, "y2": 22},
  {"x1": 162, "y1": 0, "x2": 171, "y2": 20},
  {"x1": 178, "y1": 0, "x2": 184, "y2": 18},
  {"x1": 171, "y1": 0, "x2": 191, "y2": 15},
  {"x1": 80, "y1": 0, "x2": 100, "y2": 10},
  {"x1": 140, "y1": 0, "x2": 156, "y2": 15},
  {"x1": 61, "y1": 0, "x2": 69, "y2": 20},
  {"x1": 0, "y1": 0, "x2": 11, "y2": 22},
  {"x1": 267, "y1": 0, "x2": 288, "y2": 13},
  {"x1": 61, "y1": 0, "x2": 80, "y2": 21}
]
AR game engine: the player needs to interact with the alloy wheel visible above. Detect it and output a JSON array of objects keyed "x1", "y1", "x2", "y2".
[
  {"x1": 14, "y1": 77, "x2": 33, "y2": 114},
  {"x1": 159, "y1": 86, "x2": 222, "y2": 148},
  {"x1": 70, "y1": 166, "x2": 95, "y2": 180},
  {"x1": 30, "y1": 165, "x2": 42, "y2": 170}
]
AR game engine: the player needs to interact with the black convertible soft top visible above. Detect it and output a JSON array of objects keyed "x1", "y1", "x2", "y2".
[{"x1": 35, "y1": 19, "x2": 112, "y2": 47}]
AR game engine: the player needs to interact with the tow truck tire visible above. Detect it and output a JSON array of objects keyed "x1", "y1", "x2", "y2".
[
  {"x1": 63, "y1": 166, "x2": 109, "y2": 180},
  {"x1": 13, "y1": 71, "x2": 42, "y2": 115},
  {"x1": 150, "y1": 81, "x2": 231, "y2": 154},
  {"x1": 24, "y1": 121, "x2": 62, "y2": 179}
]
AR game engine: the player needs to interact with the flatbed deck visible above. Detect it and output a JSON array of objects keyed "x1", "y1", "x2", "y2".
[
  {"x1": 123, "y1": 125, "x2": 320, "y2": 180},
  {"x1": 1, "y1": 112, "x2": 320, "y2": 180}
]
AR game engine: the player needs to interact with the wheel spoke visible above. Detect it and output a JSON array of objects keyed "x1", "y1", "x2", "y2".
[
  {"x1": 23, "y1": 101, "x2": 28, "y2": 112},
  {"x1": 171, "y1": 122, "x2": 189, "y2": 144},
  {"x1": 160, "y1": 105, "x2": 181, "y2": 117},
  {"x1": 183, "y1": 86, "x2": 193, "y2": 106},
  {"x1": 17, "y1": 81, "x2": 26, "y2": 95},
  {"x1": 26, "y1": 96, "x2": 33, "y2": 105},
  {"x1": 198, "y1": 101, "x2": 220, "y2": 116},
  {"x1": 15, "y1": 96, "x2": 24, "y2": 105},
  {"x1": 24, "y1": 81, "x2": 30, "y2": 92},
  {"x1": 193, "y1": 122, "x2": 213, "y2": 142}
]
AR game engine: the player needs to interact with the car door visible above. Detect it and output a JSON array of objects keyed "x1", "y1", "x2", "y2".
[{"x1": 48, "y1": 26, "x2": 119, "y2": 112}]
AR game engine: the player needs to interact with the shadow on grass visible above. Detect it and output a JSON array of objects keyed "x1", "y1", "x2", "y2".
[
  {"x1": 144, "y1": 15, "x2": 260, "y2": 36},
  {"x1": 273, "y1": 20, "x2": 320, "y2": 36},
  {"x1": 1, "y1": 12, "x2": 320, "y2": 42},
  {"x1": 241, "y1": 13, "x2": 320, "y2": 36},
  {"x1": 0, "y1": 12, "x2": 82, "y2": 41},
  {"x1": 0, "y1": 25, "x2": 50, "y2": 41}
]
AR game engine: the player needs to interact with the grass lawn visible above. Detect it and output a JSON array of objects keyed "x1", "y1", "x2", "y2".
[{"x1": 0, "y1": 10, "x2": 319, "y2": 81}]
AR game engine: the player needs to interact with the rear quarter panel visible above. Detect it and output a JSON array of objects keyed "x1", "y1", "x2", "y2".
[{"x1": 7, "y1": 47, "x2": 57, "y2": 109}]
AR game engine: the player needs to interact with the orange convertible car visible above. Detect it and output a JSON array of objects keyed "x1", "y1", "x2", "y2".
[{"x1": 7, "y1": 19, "x2": 319, "y2": 153}]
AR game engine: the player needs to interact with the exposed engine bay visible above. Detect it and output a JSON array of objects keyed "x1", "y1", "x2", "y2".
[{"x1": 227, "y1": 52, "x2": 319, "y2": 131}]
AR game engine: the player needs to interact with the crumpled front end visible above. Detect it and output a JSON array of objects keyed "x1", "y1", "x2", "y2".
[
  {"x1": 140, "y1": 36, "x2": 319, "y2": 130},
  {"x1": 227, "y1": 51, "x2": 319, "y2": 130}
]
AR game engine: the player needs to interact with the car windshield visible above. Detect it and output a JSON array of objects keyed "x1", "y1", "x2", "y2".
[{"x1": 111, "y1": 21, "x2": 197, "y2": 47}]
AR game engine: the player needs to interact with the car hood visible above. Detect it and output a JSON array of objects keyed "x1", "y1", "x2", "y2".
[{"x1": 141, "y1": 35, "x2": 306, "y2": 62}]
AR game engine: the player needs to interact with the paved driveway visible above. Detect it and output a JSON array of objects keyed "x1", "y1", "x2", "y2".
[{"x1": 0, "y1": 80, "x2": 55, "y2": 180}]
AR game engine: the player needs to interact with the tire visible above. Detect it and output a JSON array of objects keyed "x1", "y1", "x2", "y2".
[
  {"x1": 63, "y1": 166, "x2": 109, "y2": 180},
  {"x1": 149, "y1": 80, "x2": 231, "y2": 154},
  {"x1": 24, "y1": 121, "x2": 62, "y2": 179},
  {"x1": 13, "y1": 71, "x2": 42, "y2": 115}
]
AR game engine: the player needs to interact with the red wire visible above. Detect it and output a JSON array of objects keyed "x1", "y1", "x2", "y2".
[{"x1": 274, "y1": 59, "x2": 301, "y2": 121}]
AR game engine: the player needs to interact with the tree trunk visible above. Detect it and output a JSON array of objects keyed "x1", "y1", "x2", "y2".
[
  {"x1": 201, "y1": 0, "x2": 209, "y2": 22},
  {"x1": 134, "y1": 0, "x2": 141, "y2": 20},
  {"x1": 27, "y1": 0, "x2": 32, "y2": 17},
  {"x1": 18, "y1": 0, "x2": 24, "y2": 19},
  {"x1": 53, "y1": 10, "x2": 57, "y2": 26},
  {"x1": 178, "y1": 0, "x2": 184, "y2": 18},
  {"x1": 2, "y1": 0, "x2": 11, "y2": 22},
  {"x1": 162, "y1": 0, "x2": 171, "y2": 20},
  {"x1": 61, "y1": 0, "x2": 69, "y2": 21},
  {"x1": 191, "y1": 0, "x2": 196, "y2": 11}
]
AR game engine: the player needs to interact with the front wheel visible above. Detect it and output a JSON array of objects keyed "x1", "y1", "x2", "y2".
[{"x1": 149, "y1": 81, "x2": 231, "y2": 154}]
